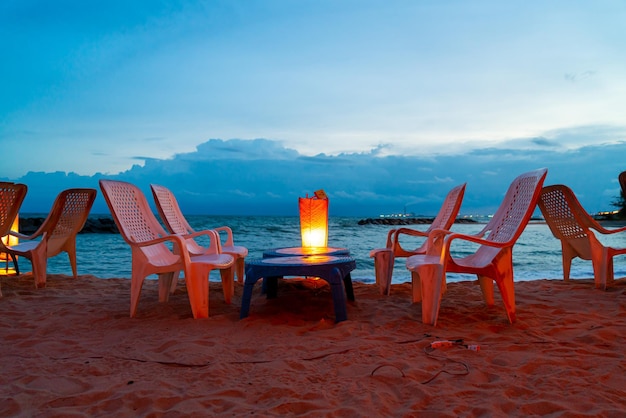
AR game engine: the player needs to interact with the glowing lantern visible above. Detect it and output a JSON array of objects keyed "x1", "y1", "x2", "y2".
[
  {"x1": 299, "y1": 190, "x2": 329, "y2": 248},
  {"x1": 1, "y1": 215, "x2": 19, "y2": 275}
]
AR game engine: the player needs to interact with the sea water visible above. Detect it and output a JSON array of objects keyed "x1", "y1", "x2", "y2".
[{"x1": 17, "y1": 215, "x2": 626, "y2": 284}]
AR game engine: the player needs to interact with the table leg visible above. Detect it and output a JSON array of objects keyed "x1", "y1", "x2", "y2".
[
  {"x1": 240, "y1": 282, "x2": 254, "y2": 319},
  {"x1": 329, "y1": 267, "x2": 348, "y2": 322},
  {"x1": 343, "y1": 272, "x2": 355, "y2": 301},
  {"x1": 240, "y1": 268, "x2": 261, "y2": 319}
]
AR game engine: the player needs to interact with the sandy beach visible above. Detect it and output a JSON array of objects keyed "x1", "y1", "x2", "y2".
[{"x1": 1, "y1": 273, "x2": 625, "y2": 417}]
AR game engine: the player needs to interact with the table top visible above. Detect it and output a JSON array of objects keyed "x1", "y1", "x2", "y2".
[
  {"x1": 263, "y1": 246, "x2": 350, "y2": 258},
  {"x1": 248, "y1": 255, "x2": 355, "y2": 267},
  {"x1": 246, "y1": 255, "x2": 355, "y2": 267}
]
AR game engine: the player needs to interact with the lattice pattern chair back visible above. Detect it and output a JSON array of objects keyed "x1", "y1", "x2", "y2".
[
  {"x1": 99, "y1": 180, "x2": 180, "y2": 265},
  {"x1": 0, "y1": 182, "x2": 27, "y2": 295},
  {"x1": 150, "y1": 185, "x2": 193, "y2": 234},
  {"x1": 44, "y1": 189, "x2": 97, "y2": 258},
  {"x1": 538, "y1": 185, "x2": 589, "y2": 246},
  {"x1": 0, "y1": 182, "x2": 27, "y2": 237},
  {"x1": 482, "y1": 171, "x2": 547, "y2": 243},
  {"x1": 390, "y1": 183, "x2": 467, "y2": 256},
  {"x1": 150, "y1": 184, "x2": 204, "y2": 254},
  {"x1": 100, "y1": 180, "x2": 165, "y2": 243},
  {"x1": 429, "y1": 184, "x2": 466, "y2": 232},
  {"x1": 462, "y1": 170, "x2": 548, "y2": 266}
]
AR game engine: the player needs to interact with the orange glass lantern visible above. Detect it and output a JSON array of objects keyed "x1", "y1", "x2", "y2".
[
  {"x1": 299, "y1": 190, "x2": 329, "y2": 248},
  {"x1": 1, "y1": 215, "x2": 19, "y2": 275}
]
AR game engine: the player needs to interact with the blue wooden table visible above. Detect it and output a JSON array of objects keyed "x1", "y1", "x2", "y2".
[{"x1": 240, "y1": 255, "x2": 357, "y2": 322}]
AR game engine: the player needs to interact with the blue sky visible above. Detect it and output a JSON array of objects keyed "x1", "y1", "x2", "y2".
[{"x1": 1, "y1": 1, "x2": 625, "y2": 216}]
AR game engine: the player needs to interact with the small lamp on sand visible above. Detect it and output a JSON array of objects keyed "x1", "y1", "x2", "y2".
[
  {"x1": 1, "y1": 215, "x2": 19, "y2": 275},
  {"x1": 299, "y1": 190, "x2": 329, "y2": 248}
]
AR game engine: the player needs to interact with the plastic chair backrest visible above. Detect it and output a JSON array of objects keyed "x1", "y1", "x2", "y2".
[
  {"x1": 537, "y1": 184, "x2": 602, "y2": 259},
  {"x1": 99, "y1": 180, "x2": 168, "y2": 245},
  {"x1": 41, "y1": 189, "x2": 97, "y2": 257},
  {"x1": 479, "y1": 168, "x2": 548, "y2": 244},
  {"x1": 427, "y1": 183, "x2": 466, "y2": 233},
  {"x1": 150, "y1": 184, "x2": 194, "y2": 235},
  {"x1": 0, "y1": 182, "x2": 27, "y2": 237},
  {"x1": 538, "y1": 185, "x2": 590, "y2": 241}
]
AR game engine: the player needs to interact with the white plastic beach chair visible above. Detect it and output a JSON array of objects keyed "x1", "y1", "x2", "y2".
[
  {"x1": 406, "y1": 168, "x2": 548, "y2": 326},
  {"x1": 150, "y1": 184, "x2": 248, "y2": 286},
  {"x1": 1, "y1": 188, "x2": 96, "y2": 289},
  {"x1": 538, "y1": 184, "x2": 626, "y2": 290}
]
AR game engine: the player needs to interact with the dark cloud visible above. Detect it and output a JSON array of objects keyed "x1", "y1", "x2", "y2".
[
  {"x1": 185, "y1": 139, "x2": 300, "y2": 161},
  {"x1": 9, "y1": 139, "x2": 626, "y2": 217},
  {"x1": 531, "y1": 137, "x2": 559, "y2": 147}
]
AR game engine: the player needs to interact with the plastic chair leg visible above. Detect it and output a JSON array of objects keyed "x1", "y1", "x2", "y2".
[
  {"x1": 187, "y1": 263, "x2": 210, "y2": 319},
  {"x1": 219, "y1": 267, "x2": 234, "y2": 304},
  {"x1": 32, "y1": 257, "x2": 48, "y2": 289},
  {"x1": 129, "y1": 274, "x2": 145, "y2": 318},
  {"x1": 372, "y1": 248, "x2": 393, "y2": 295},
  {"x1": 411, "y1": 262, "x2": 444, "y2": 326},
  {"x1": 235, "y1": 257, "x2": 245, "y2": 284},
  {"x1": 169, "y1": 270, "x2": 181, "y2": 294},
  {"x1": 478, "y1": 275, "x2": 495, "y2": 306},
  {"x1": 495, "y1": 275, "x2": 516, "y2": 324},
  {"x1": 329, "y1": 267, "x2": 348, "y2": 322},
  {"x1": 158, "y1": 272, "x2": 174, "y2": 303}
]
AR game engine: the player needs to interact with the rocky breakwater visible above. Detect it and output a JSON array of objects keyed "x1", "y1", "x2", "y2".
[
  {"x1": 19, "y1": 216, "x2": 119, "y2": 235},
  {"x1": 358, "y1": 217, "x2": 478, "y2": 226}
]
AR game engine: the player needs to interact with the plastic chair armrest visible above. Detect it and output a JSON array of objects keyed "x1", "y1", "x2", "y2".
[
  {"x1": 135, "y1": 234, "x2": 193, "y2": 264},
  {"x1": 591, "y1": 224, "x2": 626, "y2": 235},
  {"x1": 444, "y1": 232, "x2": 512, "y2": 249},
  {"x1": 395, "y1": 227, "x2": 429, "y2": 238},
  {"x1": 392, "y1": 227, "x2": 431, "y2": 255},
  {"x1": 213, "y1": 226, "x2": 235, "y2": 246},
  {"x1": 181, "y1": 229, "x2": 221, "y2": 253},
  {"x1": 9, "y1": 231, "x2": 37, "y2": 240}
]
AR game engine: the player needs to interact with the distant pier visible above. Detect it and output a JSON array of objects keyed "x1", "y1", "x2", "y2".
[{"x1": 19, "y1": 216, "x2": 119, "y2": 234}]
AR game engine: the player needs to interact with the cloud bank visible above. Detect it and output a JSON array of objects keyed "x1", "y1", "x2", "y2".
[{"x1": 4, "y1": 138, "x2": 625, "y2": 218}]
